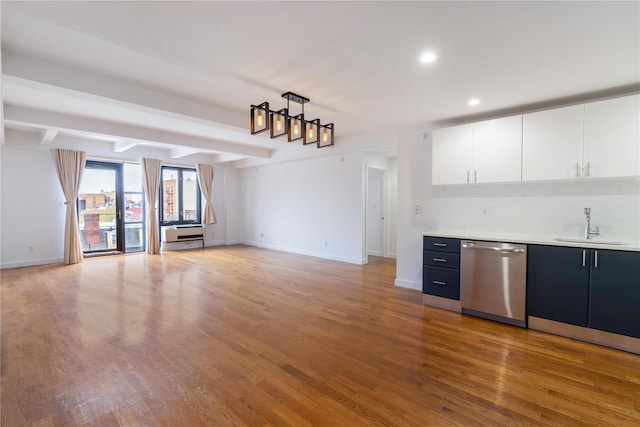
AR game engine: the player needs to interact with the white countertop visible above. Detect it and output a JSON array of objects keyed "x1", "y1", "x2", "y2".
[{"x1": 423, "y1": 231, "x2": 640, "y2": 252}]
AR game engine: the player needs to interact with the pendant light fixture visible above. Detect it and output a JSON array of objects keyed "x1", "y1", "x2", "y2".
[{"x1": 250, "y1": 91, "x2": 334, "y2": 148}]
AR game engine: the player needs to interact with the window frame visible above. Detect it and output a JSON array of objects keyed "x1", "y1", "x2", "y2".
[
  {"x1": 158, "y1": 166, "x2": 202, "y2": 226},
  {"x1": 123, "y1": 162, "x2": 146, "y2": 253}
]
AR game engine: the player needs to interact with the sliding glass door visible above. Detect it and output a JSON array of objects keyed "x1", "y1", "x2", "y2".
[{"x1": 78, "y1": 161, "x2": 145, "y2": 254}]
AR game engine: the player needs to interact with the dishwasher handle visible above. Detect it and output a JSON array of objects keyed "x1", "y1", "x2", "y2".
[{"x1": 462, "y1": 242, "x2": 525, "y2": 254}]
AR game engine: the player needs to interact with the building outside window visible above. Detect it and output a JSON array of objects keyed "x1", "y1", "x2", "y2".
[{"x1": 159, "y1": 167, "x2": 201, "y2": 225}]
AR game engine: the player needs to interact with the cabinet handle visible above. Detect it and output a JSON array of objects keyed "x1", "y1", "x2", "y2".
[
  {"x1": 576, "y1": 162, "x2": 580, "y2": 178},
  {"x1": 433, "y1": 243, "x2": 447, "y2": 247},
  {"x1": 433, "y1": 280, "x2": 447, "y2": 286},
  {"x1": 586, "y1": 161, "x2": 590, "y2": 177},
  {"x1": 467, "y1": 170, "x2": 470, "y2": 184},
  {"x1": 433, "y1": 258, "x2": 447, "y2": 263},
  {"x1": 474, "y1": 170, "x2": 477, "y2": 183},
  {"x1": 594, "y1": 250, "x2": 599, "y2": 268},
  {"x1": 582, "y1": 250, "x2": 586, "y2": 267}
]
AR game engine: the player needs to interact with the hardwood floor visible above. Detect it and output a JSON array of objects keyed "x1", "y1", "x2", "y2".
[{"x1": 2, "y1": 245, "x2": 639, "y2": 426}]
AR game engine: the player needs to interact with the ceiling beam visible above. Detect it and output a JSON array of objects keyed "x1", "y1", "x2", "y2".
[
  {"x1": 5, "y1": 105, "x2": 272, "y2": 159},
  {"x1": 170, "y1": 147, "x2": 199, "y2": 159},
  {"x1": 113, "y1": 140, "x2": 139, "y2": 152},
  {"x1": 40, "y1": 128, "x2": 59, "y2": 145}
]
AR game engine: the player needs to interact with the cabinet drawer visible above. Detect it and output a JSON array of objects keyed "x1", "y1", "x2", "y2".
[
  {"x1": 423, "y1": 266, "x2": 460, "y2": 300},
  {"x1": 423, "y1": 250, "x2": 460, "y2": 269},
  {"x1": 423, "y1": 236, "x2": 460, "y2": 253}
]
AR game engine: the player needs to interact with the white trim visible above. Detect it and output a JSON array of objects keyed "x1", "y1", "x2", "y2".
[
  {"x1": 1, "y1": 257, "x2": 63, "y2": 269},
  {"x1": 394, "y1": 278, "x2": 420, "y2": 290}
]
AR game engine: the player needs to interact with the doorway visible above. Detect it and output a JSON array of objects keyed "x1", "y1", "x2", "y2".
[
  {"x1": 366, "y1": 167, "x2": 386, "y2": 260},
  {"x1": 78, "y1": 161, "x2": 145, "y2": 254}
]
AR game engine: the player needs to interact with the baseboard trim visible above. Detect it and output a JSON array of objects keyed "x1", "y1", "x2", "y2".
[
  {"x1": 0, "y1": 257, "x2": 63, "y2": 269},
  {"x1": 528, "y1": 316, "x2": 640, "y2": 355},
  {"x1": 394, "y1": 279, "x2": 420, "y2": 290}
]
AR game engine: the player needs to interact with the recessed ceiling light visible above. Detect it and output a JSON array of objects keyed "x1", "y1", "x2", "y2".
[
  {"x1": 468, "y1": 98, "x2": 480, "y2": 106},
  {"x1": 420, "y1": 53, "x2": 437, "y2": 63}
]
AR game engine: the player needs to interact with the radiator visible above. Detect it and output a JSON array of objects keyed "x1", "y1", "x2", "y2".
[{"x1": 163, "y1": 226, "x2": 204, "y2": 243}]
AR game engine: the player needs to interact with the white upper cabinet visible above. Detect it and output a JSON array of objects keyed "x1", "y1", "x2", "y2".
[
  {"x1": 472, "y1": 115, "x2": 523, "y2": 183},
  {"x1": 432, "y1": 116, "x2": 522, "y2": 185},
  {"x1": 432, "y1": 123, "x2": 473, "y2": 185},
  {"x1": 522, "y1": 104, "x2": 584, "y2": 181},
  {"x1": 523, "y1": 94, "x2": 640, "y2": 181},
  {"x1": 583, "y1": 94, "x2": 640, "y2": 178},
  {"x1": 435, "y1": 94, "x2": 639, "y2": 185}
]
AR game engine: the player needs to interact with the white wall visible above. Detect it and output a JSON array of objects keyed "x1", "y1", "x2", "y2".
[
  {"x1": 395, "y1": 132, "x2": 434, "y2": 289},
  {"x1": 0, "y1": 129, "x2": 231, "y2": 266},
  {"x1": 223, "y1": 166, "x2": 243, "y2": 244},
  {"x1": 395, "y1": 131, "x2": 640, "y2": 290},
  {"x1": 237, "y1": 153, "x2": 367, "y2": 264},
  {"x1": 1, "y1": 143, "x2": 66, "y2": 267}
]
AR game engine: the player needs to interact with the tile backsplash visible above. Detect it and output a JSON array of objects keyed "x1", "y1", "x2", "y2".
[{"x1": 430, "y1": 178, "x2": 640, "y2": 241}]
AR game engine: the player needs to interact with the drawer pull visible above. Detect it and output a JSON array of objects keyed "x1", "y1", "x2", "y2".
[
  {"x1": 433, "y1": 280, "x2": 447, "y2": 286},
  {"x1": 433, "y1": 243, "x2": 447, "y2": 247},
  {"x1": 433, "y1": 258, "x2": 447, "y2": 263}
]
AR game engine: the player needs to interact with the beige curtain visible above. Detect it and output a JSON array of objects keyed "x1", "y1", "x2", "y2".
[
  {"x1": 141, "y1": 158, "x2": 162, "y2": 254},
  {"x1": 196, "y1": 163, "x2": 217, "y2": 225},
  {"x1": 51, "y1": 148, "x2": 87, "y2": 265}
]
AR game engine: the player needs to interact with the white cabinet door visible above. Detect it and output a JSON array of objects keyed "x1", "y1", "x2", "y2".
[
  {"x1": 584, "y1": 94, "x2": 640, "y2": 178},
  {"x1": 522, "y1": 104, "x2": 584, "y2": 181},
  {"x1": 473, "y1": 115, "x2": 522, "y2": 183},
  {"x1": 432, "y1": 123, "x2": 473, "y2": 185}
]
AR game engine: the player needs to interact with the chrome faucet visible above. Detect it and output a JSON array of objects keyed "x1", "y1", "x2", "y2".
[{"x1": 584, "y1": 207, "x2": 600, "y2": 239}]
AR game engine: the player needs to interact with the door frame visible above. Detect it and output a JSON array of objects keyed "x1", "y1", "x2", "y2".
[
  {"x1": 79, "y1": 160, "x2": 125, "y2": 254},
  {"x1": 365, "y1": 166, "x2": 388, "y2": 262}
]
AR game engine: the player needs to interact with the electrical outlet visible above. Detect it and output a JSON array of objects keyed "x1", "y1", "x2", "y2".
[{"x1": 414, "y1": 205, "x2": 422, "y2": 214}]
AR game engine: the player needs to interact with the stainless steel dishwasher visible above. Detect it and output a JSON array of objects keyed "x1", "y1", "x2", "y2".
[{"x1": 460, "y1": 240, "x2": 527, "y2": 327}]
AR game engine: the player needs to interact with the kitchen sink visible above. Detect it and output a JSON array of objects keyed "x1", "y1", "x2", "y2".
[{"x1": 554, "y1": 237, "x2": 628, "y2": 246}]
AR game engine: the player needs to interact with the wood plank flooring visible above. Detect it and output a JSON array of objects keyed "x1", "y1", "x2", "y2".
[{"x1": 2, "y1": 245, "x2": 639, "y2": 426}]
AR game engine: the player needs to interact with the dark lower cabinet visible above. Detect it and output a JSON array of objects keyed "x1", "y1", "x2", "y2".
[
  {"x1": 527, "y1": 245, "x2": 589, "y2": 327},
  {"x1": 589, "y1": 250, "x2": 640, "y2": 339},
  {"x1": 423, "y1": 236, "x2": 461, "y2": 300},
  {"x1": 423, "y1": 266, "x2": 460, "y2": 300},
  {"x1": 527, "y1": 245, "x2": 640, "y2": 339}
]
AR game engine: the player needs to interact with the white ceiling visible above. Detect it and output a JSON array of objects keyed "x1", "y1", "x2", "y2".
[{"x1": 1, "y1": 1, "x2": 639, "y2": 166}]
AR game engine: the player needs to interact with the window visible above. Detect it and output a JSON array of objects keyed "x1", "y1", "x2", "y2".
[
  {"x1": 123, "y1": 163, "x2": 145, "y2": 252},
  {"x1": 159, "y1": 166, "x2": 201, "y2": 225}
]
